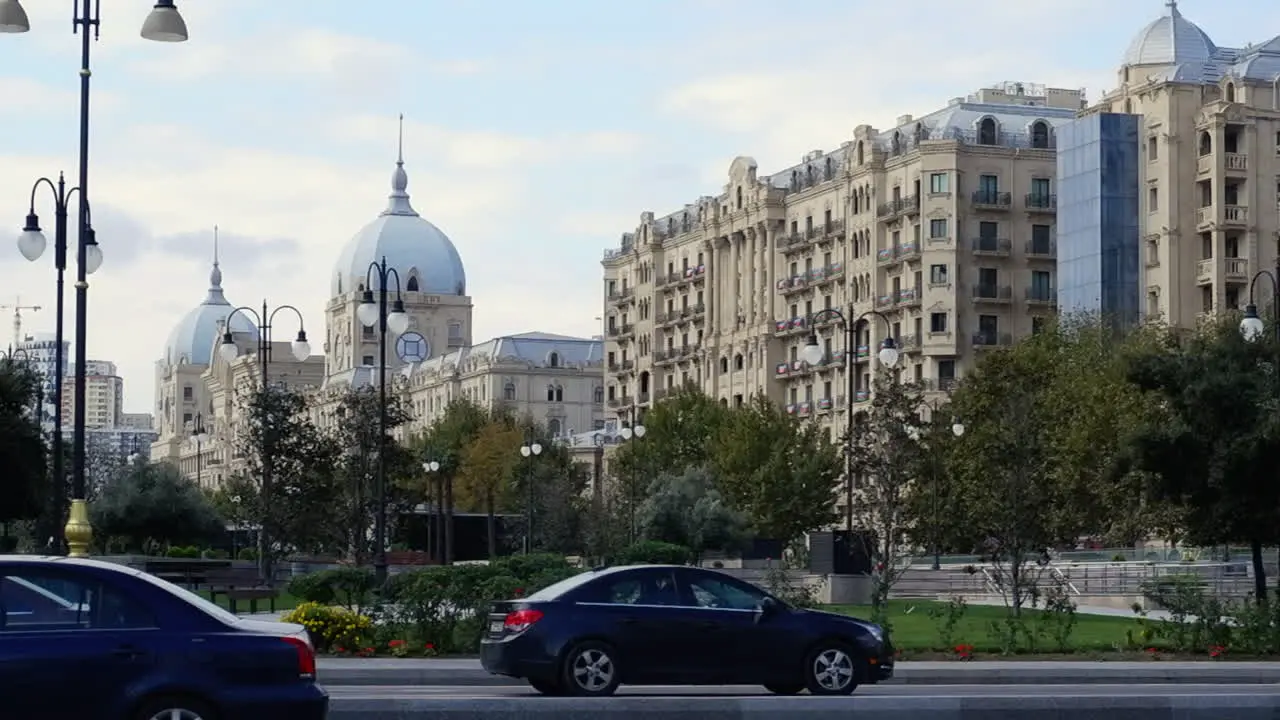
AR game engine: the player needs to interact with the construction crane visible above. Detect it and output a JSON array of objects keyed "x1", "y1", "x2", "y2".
[{"x1": 0, "y1": 297, "x2": 41, "y2": 350}]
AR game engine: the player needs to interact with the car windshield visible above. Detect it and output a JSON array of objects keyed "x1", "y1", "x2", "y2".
[
  {"x1": 522, "y1": 570, "x2": 599, "y2": 601},
  {"x1": 128, "y1": 568, "x2": 241, "y2": 625}
]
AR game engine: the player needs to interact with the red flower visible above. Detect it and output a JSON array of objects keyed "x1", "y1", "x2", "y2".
[
  {"x1": 424, "y1": 642, "x2": 434, "y2": 649},
  {"x1": 335, "y1": 646, "x2": 346, "y2": 653},
  {"x1": 388, "y1": 640, "x2": 405, "y2": 648},
  {"x1": 514, "y1": 588, "x2": 525, "y2": 596}
]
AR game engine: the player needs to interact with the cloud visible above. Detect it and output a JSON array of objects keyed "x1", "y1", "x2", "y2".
[{"x1": 0, "y1": 77, "x2": 122, "y2": 116}]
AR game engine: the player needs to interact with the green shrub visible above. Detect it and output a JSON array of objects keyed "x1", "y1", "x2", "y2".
[
  {"x1": 236, "y1": 548, "x2": 257, "y2": 561},
  {"x1": 165, "y1": 545, "x2": 200, "y2": 558},
  {"x1": 615, "y1": 541, "x2": 693, "y2": 566},
  {"x1": 287, "y1": 567, "x2": 378, "y2": 613}
]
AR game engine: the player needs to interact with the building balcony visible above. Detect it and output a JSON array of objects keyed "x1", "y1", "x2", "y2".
[
  {"x1": 1225, "y1": 152, "x2": 1248, "y2": 174},
  {"x1": 875, "y1": 293, "x2": 896, "y2": 310},
  {"x1": 877, "y1": 195, "x2": 919, "y2": 219},
  {"x1": 1198, "y1": 257, "x2": 1250, "y2": 284},
  {"x1": 895, "y1": 284, "x2": 921, "y2": 308},
  {"x1": 815, "y1": 262, "x2": 844, "y2": 286},
  {"x1": 1025, "y1": 238, "x2": 1057, "y2": 259},
  {"x1": 773, "y1": 317, "x2": 808, "y2": 337},
  {"x1": 973, "y1": 284, "x2": 1013, "y2": 303},
  {"x1": 1196, "y1": 205, "x2": 1248, "y2": 229},
  {"x1": 608, "y1": 288, "x2": 635, "y2": 305},
  {"x1": 777, "y1": 275, "x2": 810, "y2": 296},
  {"x1": 971, "y1": 190, "x2": 1012, "y2": 210},
  {"x1": 896, "y1": 241, "x2": 920, "y2": 263},
  {"x1": 779, "y1": 232, "x2": 809, "y2": 255},
  {"x1": 1026, "y1": 287, "x2": 1057, "y2": 305},
  {"x1": 972, "y1": 331, "x2": 1013, "y2": 347},
  {"x1": 877, "y1": 246, "x2": 900, "y2": 266},
  {"x1": 1025, "y1": 193, "x2": 1057, "y2": 213},
  {"x1": 972, "y1": 237, "x2": 1012, "y2": 256}
]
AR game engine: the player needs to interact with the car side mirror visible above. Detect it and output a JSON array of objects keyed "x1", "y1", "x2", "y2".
[{"x1": 756, "y1": 597, "x2": 781, "y2": 623}]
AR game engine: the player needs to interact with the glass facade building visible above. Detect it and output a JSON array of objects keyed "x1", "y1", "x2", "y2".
[{"x1": 1056, "y1": 113, "x2": 1141, "y2": 327}]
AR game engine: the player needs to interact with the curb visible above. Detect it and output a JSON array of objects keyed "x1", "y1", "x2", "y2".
[
  {"x1": 325, "y1": 694, "x2": 1280, "y2": 719},
  {"x1": 315, "y1": 660, "x2": 1280, "y2": 687}
]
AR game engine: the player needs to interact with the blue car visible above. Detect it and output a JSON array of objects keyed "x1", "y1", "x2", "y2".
[
  {"x1": 0, "y1": 555, "x2": 327, "y2": 720},
  {"x1": 480, "y1": 564, "x2": 893, "y2": 696}
]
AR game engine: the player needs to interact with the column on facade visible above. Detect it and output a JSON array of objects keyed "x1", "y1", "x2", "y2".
[
  {"x1": 746, "y1": 228, "x2": 758, "y2": 327},
  {"x1": 704, "y1": 240, "x2": 716, "y2": 337},
  {"x1": 730, "y1": 232, "x2": 741, "y2": 331}
]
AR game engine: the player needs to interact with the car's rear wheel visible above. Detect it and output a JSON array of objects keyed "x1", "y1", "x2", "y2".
[
  {"x1": 803, "y1": 643, "x2": 858, "y2": 696},
  {"x1": 561, "y1": 640, "x2": 621, "y2": 696},
  {"x1": 529, "y1": 678, "x2": 565, "y2": 695},
  {"x1": 764, "y1": 683, "x2": 805, "y2": 695},
  {"x1": 134, "y1": 695, "x2": 218, "y2": 720}
]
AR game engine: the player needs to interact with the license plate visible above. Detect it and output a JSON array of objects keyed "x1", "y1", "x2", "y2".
[{"x1": 489, "y1": 620, "x2": 505, "y2": 634}]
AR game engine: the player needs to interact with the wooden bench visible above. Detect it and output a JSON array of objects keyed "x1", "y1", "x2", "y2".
[
  {"x1": 204, "y1": 567, "x2": 279, "y2": 614},
  {"x1": 142, "y1": 559, "x2": 231, "y2": 590}
]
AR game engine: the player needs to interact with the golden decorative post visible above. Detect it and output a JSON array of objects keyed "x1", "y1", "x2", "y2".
[{"x1": 64, "y1": 499, "x2": 92, "y2": 557}]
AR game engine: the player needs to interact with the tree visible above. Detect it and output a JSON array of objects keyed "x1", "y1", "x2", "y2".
[
  {"x1": 1120, "y1": 316, "x2": 1280, "y2": 603},
  {"x1": 944, "y1": 336, "x2": 1081, "y2": 617},
  {"x1": 520, "y1": 434, "x2": 589, "y2": 555},
  {"x1": 330, "y1": 386, "x2": 415, "y2": 564},
  {"x1": 613, "y1": 386, "x2": 731, "y2": 480},
  {"x1": 712, "y1": 394, "x2": 843, "y2": 546},
  {"x1": 91, "y1": 459, "x2": 224, "y2": 552},
  {"x1": 234, "y1": 385, "x2": 344, "y2": 573},
  {"x1": 848, "y1": 375, "x2": 928, "y2": 619},
  {"x1": 637, "y1": 466, "x2": 748, "y2": 560},
  {"x1": 407, "y1": 398, "x2": 489, "y2": 564},
  {"x1": 0, "y1": 360, "x2": 45, "y2": 550},
  {"x1": 455, "y1": 419, "x2": 523, "y2": 558}
]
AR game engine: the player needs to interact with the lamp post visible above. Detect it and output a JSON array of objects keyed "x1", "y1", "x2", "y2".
[
  {"x1": 14, "y1": 176, "x2": 91, "y2": 554},
  {"x1": 928, "y1": 420, "x2": 965, "y2": 570},
  {"x1": 219, "y1": 301, "x2": 310, "y2": 584},
  {"x1": 619, "y1": 416, "x2": 646, "y2": 544},
  {"x1": 422, "y1": 460, "x2": 441, "y2": 563},
  {"x1": 190, "y1": 413, "x2": 209, "y2": 487},
  {"x1": 1240, "y1": 258, "x2": 1280, "y2": 345},
  {"x1": 519, "y1": 440, "x2": 543, "y2": 553},
  {"x1": 357, "y1": 257, "x2": 410, "y2": 585},
  {"x1": 800, "y1": 308, "x2": 898, "y2": 536},
  {"x1": 2, "y1": 0, "x2": 189, "y2": 559},
  {"x1": 126, "y1": 435, "x2": 142, "y2": 464}
]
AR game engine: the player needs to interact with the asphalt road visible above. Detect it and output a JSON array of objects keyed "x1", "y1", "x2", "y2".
[{"x1": 323, "y1": 683, "x2": 1280, "y2": 699}]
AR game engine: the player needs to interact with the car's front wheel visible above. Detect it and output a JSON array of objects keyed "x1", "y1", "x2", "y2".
[
  {"x1": 803, "y1": 643, "x2": 858, "y2": 696},
  {"x1": 561, "y1": 640, "x2": 621, "y2": 697}
]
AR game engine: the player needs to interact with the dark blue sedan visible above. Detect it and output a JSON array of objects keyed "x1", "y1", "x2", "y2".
[
  {"x1": 480, "y1": 564, "x2": 893, "y2": 696},
  {"x1": 0, "y1": 555, "x2": 327, "y2": 720}
]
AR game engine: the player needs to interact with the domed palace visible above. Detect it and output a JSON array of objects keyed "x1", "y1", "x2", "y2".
[
  {"x1": 1082, "y1": 0, "x2": 1280, "y2": 325},
  {"x1": 151, "y1": 136, "x2": 605, "y2": 488}
]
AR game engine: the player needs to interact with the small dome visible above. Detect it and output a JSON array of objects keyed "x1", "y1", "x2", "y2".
[
  {"x1": 1124, "y1": 1, "x2": 1216, "y2": 67},
  {"x1": 163, "y1": 258, "x2": 258, "y2": 365},
  {"x1": 330, "y1": 153, "x2": 466, "y2": 298}
]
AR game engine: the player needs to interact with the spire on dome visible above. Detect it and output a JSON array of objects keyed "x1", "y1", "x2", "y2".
[
  {"x1": 384, "y1": 113, "x2": 418, "y2": 218},
  {"x1": 206, "y1": 225, "x2": 227, "y2": 304},
  {"x1": 1167, "y1": 0, "x2": 1178, "y2": 15}
]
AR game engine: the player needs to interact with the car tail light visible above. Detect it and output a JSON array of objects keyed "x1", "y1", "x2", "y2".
[
  {"x1": 281, "y1": 635, "x2": 316, "y2": 678},
  {"x1": 503, "y1": 608, "x2": 543, "y2": 633}
]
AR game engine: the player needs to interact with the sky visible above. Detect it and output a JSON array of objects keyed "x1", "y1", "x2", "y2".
[{"x1": 0, "y1": 0, "x2": 1275, "y2": 415}]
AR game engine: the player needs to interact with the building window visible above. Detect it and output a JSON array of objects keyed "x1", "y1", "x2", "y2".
[
  {"x1": 929, "y1": 312, "x2": 948, "y2": 333},
  {"x1": 182, "y1": 386, "x2": 193, "y2": 401},
  {"x1": 734, "y1": 354, "x2": 744, "y2": 370},
  {"x1": 929, "y1": 219, "x2": 947, "y2": 238},
  {"x1": 406, "y1": 276, "x2": 419, "y2": 292},
  {"x1": 1147, "y1": 135, "x2": 1158, "y2": 161},
  {"x1": 548, "y1": 352, "x2": 560, "y2": 368},
  {"x1": 1030, "y1": 120, "x2": 1051, "y2": 149},
  {"x1": 549, "y1": 418, "x2": 562, "y2": 436},
  {"x1": 362, "y1": 355, "x2": 374, "y2": 366},
  {"x1": 503, "y1": 382, "x2": 516, "y2": 401},
  {"x1": 1148, "y1": 186, "x2": 1158, "y2": 212},
  {"x1": 720, "y1": 357, "x2": 729, "y2": 373},
  {"x1": 977, "y1": 117, "x2": 998, "y2": 145},
  {"x1": 930, "y1": 264, "x2": 948, "y2": 285},
  {"x1": 593, "y1": 386, "x2": 604, "y2": 404}
]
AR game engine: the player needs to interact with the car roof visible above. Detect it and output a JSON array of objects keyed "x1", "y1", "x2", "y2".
[{"x1": 0, "y1": 555, "x2": 140, "y2": 574}]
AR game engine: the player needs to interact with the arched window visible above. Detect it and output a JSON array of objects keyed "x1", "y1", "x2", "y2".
[
  {"x1": 548, "y1": 352, "x2": 560, "y2": 368},
  {"x1": 593, "y1": 386, "x2": 604, "y2": 404},
  {"x1": 720, "y1": 357, "x2": 729, "y2": 373},
  {"x1": 549, "y1": 418, "x2": 562, "y2": 436},
  {"x1": 554, "y1": 385, "x2": 564, "y2": 402},
  {"x1": 891, "y1": 132, "x2": 901, "y2": 154},
  {"x1": 1226, "y1": 82, "x2": 1236, "y2": 102},
  {"x1": 406, "y1": 276, "x2": 419, "y2": 292},
  {"x1": 736, "y1": 186, "x2": 743, "y2": 209},
  {"x1": 855, "y1": 141, "x2": 864, "y2": 164},
  {"x1": 824, "y1": 156, "x2": 833, "y2": 180},
  {"x1": 977, "y1": 117, "x2": 997, "y2": 145},
  {"x1": 547, "y1": 384, "x2": 556, "y2": 402},
  {"x1": 734, "y1": 353, "x2": 744, "y2": 370},
  {"x1": 1199, "y1": 131, "x2": 1212, "y2": 156},
  {"x1": 1030, "y1": 121, "x2": 1051, "y2": 149},
  {"x1": 503, "y1": 382, "x2": 516, "y2": 401},
  {"x1": 720, "y1": 397, "x2": 729, "y2": 407}
]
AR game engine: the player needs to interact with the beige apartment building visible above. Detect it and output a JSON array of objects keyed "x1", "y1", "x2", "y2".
[
  {"x1": 60, "y1": 361, "x2": 123, "y2": 430},
  {"x1": 603, "y1": 81, "x2": 1082, "y2": 446},
  {"x1": 1079, "y1": 1, "x2": 1280, "y2": 325}
]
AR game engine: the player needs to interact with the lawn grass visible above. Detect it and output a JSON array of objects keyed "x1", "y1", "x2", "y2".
[
  {"x1": 194, "y1": 589, "x2": 301, "y2": 614},
  {"x1": 829, "y1": 600, "x2": 1142, "y2": 654}
]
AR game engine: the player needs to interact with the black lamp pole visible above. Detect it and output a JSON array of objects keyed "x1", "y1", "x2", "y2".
[
  {"x1": 359, "y1": 257, "x2": 406, "y2": 586},
  {"x1": 4, "y1": 0, "x2": 190, "y2": 557},
  {"x1": 222, "y1": 301, "x2": 309, "y2": 585},
  {"x1": 191, "y1": 412, "x2": 205, "y2": 486},
  {"x1": 802, "y1": 307, "x2": 897, "y2": 536}
]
